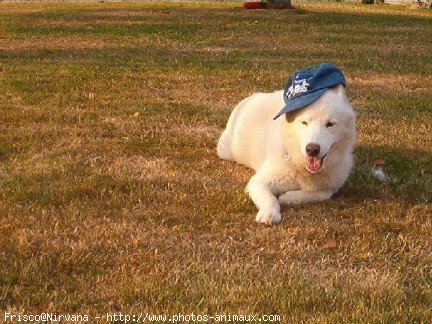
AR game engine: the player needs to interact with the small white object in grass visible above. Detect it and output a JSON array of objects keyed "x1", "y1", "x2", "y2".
[
  {"x1": 372, "y1": 167, "x2": 387, "y2": 181},
  {"x1": 372, "y1": 157, "x2": 387, "y2": 181}
]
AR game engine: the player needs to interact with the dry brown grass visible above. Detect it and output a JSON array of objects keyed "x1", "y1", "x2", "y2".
[{"x1": 0, "y1": 1, "x2": 431, "y2": 322}]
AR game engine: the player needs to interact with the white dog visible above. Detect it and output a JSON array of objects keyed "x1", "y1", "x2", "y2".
[{"x1": 217, "y1": 68, "x2": 356, "y2": 224}]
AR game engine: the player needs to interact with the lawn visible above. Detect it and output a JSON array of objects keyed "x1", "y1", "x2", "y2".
[{"x1": 0, "y1": 1, "x2": 431, "y2": 322}]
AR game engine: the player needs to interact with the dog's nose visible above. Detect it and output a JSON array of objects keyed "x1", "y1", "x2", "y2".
[{"x1": 306, "y1": 143, "x2": 320, "y2": 157}]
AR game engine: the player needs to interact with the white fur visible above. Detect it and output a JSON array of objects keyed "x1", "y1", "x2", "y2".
[{"x1": 217, "y1": 85, "x2": 356, "y2": 225}]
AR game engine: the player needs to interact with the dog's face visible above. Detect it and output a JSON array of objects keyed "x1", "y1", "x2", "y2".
[{"x1": 285, "y1": 85, "x2": 356, "y2": 173}]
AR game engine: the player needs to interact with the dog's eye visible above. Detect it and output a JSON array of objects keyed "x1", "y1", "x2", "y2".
[
  {"x1": 301, "y1": 121, "x2": 308, "y2": 126},
  {"x1": 326, "y1": 122, "x2": 335, "y2": 128}
]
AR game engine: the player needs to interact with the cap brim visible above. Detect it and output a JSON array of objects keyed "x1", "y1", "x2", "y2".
[{"x1": 273, "y1": 88, "x2": 327, "y2": 120}]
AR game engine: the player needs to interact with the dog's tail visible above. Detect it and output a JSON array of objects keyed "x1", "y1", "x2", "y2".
[
  {"x1": 217, "y1": 95, "x2": 255, "y2": 162},
  {"x1": 216, "y1": 130, "x2": 233, "y2": 161}
]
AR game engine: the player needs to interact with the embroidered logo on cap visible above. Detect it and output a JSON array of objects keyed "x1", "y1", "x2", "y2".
[{"x1": 285, "y1": 79, "x2": 310, "y2": 99}]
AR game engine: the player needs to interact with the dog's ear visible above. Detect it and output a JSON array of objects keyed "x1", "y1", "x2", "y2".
[
  {"x1": 333, "y1": 84, "x2": 355, "y2": 115},
  {"x1": 334, "y1": 84, "x2": 346, "y2": 97}
]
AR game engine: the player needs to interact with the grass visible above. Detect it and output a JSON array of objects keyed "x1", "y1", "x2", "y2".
[{"x1": 0, "y1": 1, "x2": 431, "y2": 322}]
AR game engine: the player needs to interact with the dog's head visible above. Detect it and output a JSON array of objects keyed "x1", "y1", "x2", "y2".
[{"x1": 283, "y1": 85, "x2": 356, "y2": 173}]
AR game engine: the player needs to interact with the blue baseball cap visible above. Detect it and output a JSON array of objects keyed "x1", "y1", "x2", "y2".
[{"x1": 273, "y1": 62, "x2": 346, "y2": 120}]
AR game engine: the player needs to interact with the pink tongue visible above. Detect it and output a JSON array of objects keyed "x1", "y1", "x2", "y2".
[{"x1": 307, "y1": 157, "x2": 322, "y2": 172}]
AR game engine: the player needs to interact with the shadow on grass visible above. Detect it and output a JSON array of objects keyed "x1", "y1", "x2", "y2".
[{"x1": 336, "y1": 145, "x2": 431, "y2": 204}]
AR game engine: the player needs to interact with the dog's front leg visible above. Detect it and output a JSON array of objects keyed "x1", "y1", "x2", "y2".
[
  {"x1": 278, "y1": 190, "x2": 333, "y2": 205},
  {"x1": 246, "y1": 174, "x2": 281, "y2": 225}
]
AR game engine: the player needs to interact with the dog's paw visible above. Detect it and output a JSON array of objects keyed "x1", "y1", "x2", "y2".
[
  {"x1": 255, "y1": 207, "x2": 281, "y2": 225},
  {"x1": 278, "y1": 192, "x2": 299, "y2": 205},
  {"x1": 278, "y1": 190, "x2": 333, "y2": 205}
]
